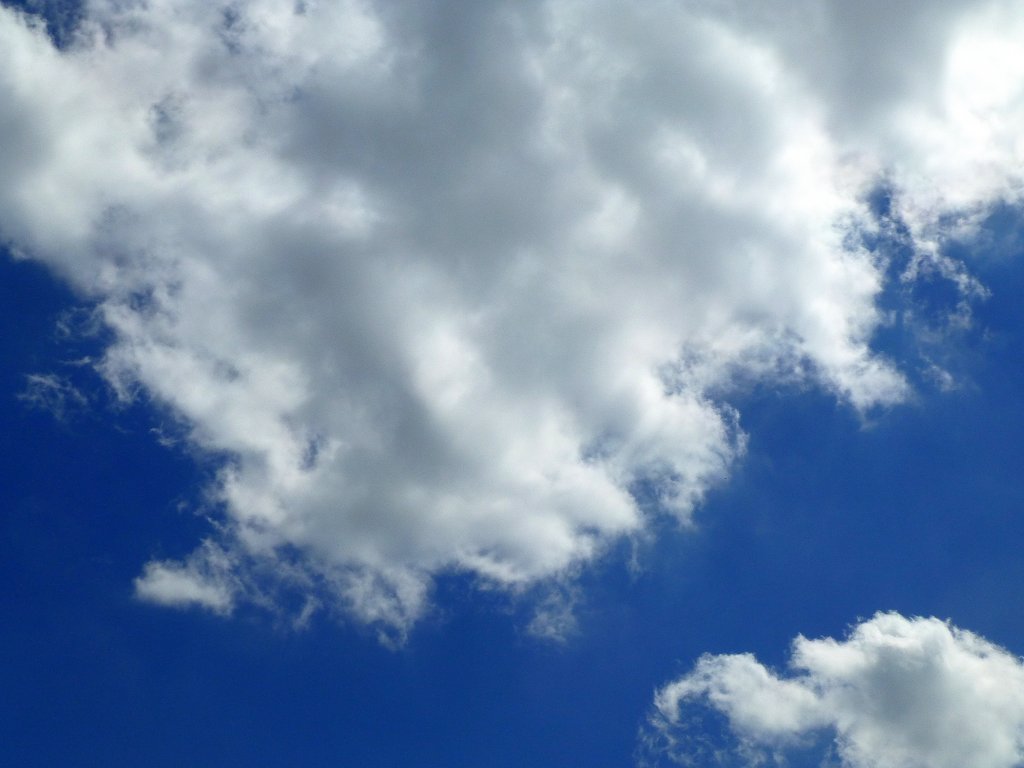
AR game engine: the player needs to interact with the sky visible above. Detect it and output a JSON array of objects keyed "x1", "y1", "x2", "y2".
[{"x1": 4, "y1": 1, "x2": 1024, "y2": 766}]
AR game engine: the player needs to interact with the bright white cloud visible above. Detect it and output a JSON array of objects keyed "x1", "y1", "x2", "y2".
[
  {"x1": 1, "y1": 1, "x2": 1023, "y2": 633},
  {"x1": 650, "y1": 612, "x2": 1024, "y2": 768}
]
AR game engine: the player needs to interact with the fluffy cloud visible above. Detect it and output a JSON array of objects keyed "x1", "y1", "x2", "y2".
[
  {"x1": 133, "y1": 542, "x2": 237, "y2": 615},
  {"x1": 1, "y1": 1, "x2": 1023, "y2": 632},
  {"x1": 649, "y1": 612, "x2": 1024, "y2": 768}
]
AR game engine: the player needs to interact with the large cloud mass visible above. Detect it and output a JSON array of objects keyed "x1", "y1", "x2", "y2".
[
  {"x1": 2, "y1": 0, "x2": 1023, "y2": 632},
  {"x1": 650, "y1": 612, "x2": 1024, "y2": 768}
]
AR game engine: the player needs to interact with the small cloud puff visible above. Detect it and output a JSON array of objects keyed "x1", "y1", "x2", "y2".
[
  {"x1": 134, "y1": 541, "x2": 237, "y2": 614},
  {"x1": 648, "y1": 612, "x2": 1024, "y2": 768}
]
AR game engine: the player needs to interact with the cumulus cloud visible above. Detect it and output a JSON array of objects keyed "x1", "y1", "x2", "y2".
[
  {"x1": 648, "y1": 612, "x2": 1024, "y2": 768},
  {"x1": 1, "y1": 0, "x2": 1023, "y2": 633}
]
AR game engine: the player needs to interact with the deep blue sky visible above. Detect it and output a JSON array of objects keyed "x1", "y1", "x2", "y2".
[{"x1": 5, "y1": 1, "x2": 1024, "y2": 766}]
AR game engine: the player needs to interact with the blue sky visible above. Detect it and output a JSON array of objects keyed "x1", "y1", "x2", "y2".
[{"x1": 5, "y1": 2, "x2": 1024, "y2": 766}]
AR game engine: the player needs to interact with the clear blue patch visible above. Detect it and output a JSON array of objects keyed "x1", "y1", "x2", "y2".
[{"x1": 2, "y1": 0, "x2": 83, "y2": 48}]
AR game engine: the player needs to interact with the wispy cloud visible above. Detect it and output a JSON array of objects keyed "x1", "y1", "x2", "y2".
[{"x1": 17, "y1": 371, "x2": 88, "y2": 421}]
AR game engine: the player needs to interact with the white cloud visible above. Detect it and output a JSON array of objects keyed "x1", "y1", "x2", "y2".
[
  {"x1": 1, "y1": 1, "x2": 1023, "y2": 633},
  {"x1": 649, "y1": 612, "x2": 1024, "y2": 768},
  {"x1": 133, "y1": 541, "x2": 237, "y2": 614}
]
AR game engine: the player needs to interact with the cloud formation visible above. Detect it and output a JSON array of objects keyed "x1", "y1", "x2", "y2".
[
  {"x1": 649, "y1": 612, "x2": 1024, "y2": 768},
  {"x1": 1, "y1": 1, "x2": 1023, "y2": 631}
]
